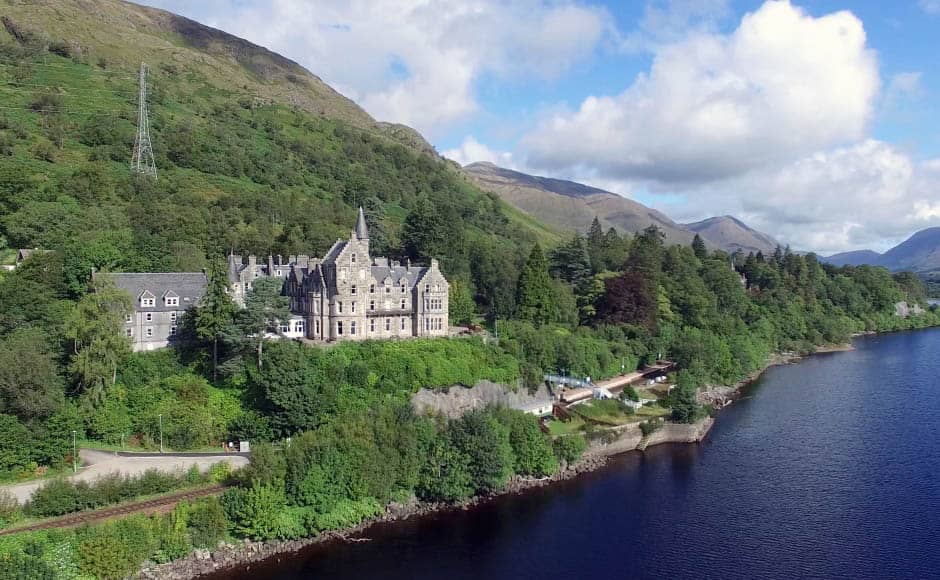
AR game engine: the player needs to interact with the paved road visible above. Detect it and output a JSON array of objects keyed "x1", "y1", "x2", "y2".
[{"x1": 1, "y1": 449, "x2": 249, "y2": 504}]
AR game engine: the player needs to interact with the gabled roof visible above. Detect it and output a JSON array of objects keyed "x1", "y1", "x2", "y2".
[
  {"x1": 322, "y1": 240, "x2": 347, "y2": 265},
  {"x1": 108, "y1": 273, "x2": 208, "y2": 311}
]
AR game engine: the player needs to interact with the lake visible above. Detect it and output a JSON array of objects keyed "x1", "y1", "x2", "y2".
[{"x1": 218, "y1": 328, "x2": 940, "y2": 580}]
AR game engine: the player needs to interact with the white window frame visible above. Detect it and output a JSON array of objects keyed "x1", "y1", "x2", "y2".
[
  {"x1": 165, "y1": 296, "x2": 179, "y2": 307},
  {"x1": 145, "y1": 327, "x2": 153, "y2": 338},
  {"x1": 125, "y1": 314, "x2": 133, "y2": 324},
  {"x1": 169, "y1": 325, "x2": 178, "y2": 337},
  {"x1": 141, "y1": 297, "x2": 155, "y2": 308},
  {"x1": 145, "y1": 312, "x2": 153, "y2": 322}
]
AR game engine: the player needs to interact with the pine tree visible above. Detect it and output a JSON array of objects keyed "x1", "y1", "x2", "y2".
[
  {"x1": 548, "y1": 234, "x2": 591, "y2": 287},
  {"x1": 402, "y1": 197, "x2": 448, "y2": 261},
  {"x1": 586, "y1": 216, "x2": 605, "y2": 272},
  {"x1": 195, "y1": 259, "x2": 236, "y2": 382},
  {"x1": 516, "y1": 243, "x2": 555, "y2": 325},
  {"x1": 692, "y1": 234, "x2": 708, "y2": 260}
]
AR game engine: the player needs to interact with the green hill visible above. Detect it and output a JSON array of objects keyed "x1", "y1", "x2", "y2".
[{"x1": 0, "y1": 0, "x2": 559, "y2": 305}]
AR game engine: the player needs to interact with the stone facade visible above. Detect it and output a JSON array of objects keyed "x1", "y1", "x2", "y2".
[
  {"x1": 107, "y1": 209, "x2": 449, "y2": 350},
  {"x1": 108, "y1": 272, "x2": 208, "y2": 352},
  {"x1": 281, "y1": 208, "x2": 450, "y2": 341}
]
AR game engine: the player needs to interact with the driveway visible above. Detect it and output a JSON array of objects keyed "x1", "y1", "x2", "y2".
[{"x1": 1, "y1": 449, "x2": 249, "y2": 504}]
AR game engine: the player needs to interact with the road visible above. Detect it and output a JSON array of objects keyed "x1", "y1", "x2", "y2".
[{"x1": 1, "y1": 449, "x2": 249, "y2": 504}]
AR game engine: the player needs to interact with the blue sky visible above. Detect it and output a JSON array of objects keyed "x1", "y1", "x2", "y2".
[{"x1": 140, "y1": 0, "x2": 940, "y2": 254}]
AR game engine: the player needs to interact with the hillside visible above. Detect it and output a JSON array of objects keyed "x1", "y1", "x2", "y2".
[
  {"x1": 825, "y1": 249, "x2": 884, "y2": 268},
  {"x1": 684, "y1": 216, "x2": 779, "y2": 255},
  {"x1": 463, "y1": 162, "x2": 697, "y2": 246},
  {"x1": 462, "y1": 162, "x2": 782, "y2": 254},
  {"x1": 0, "y1": 0, "x2": 560, "y2": 311},
  {"x1": 823, "y1": 228, "x2": 940, "y2": 273}
]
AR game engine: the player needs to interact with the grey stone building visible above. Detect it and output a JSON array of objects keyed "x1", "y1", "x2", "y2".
[
  {"x1": 108, "y1": 209, "x2": 449, "y2": 350},
  {"x1": 109, "y1": 272, "x2": 208, "y2": 352},
  {"x1": 281, "y1": 208, "x2": 450, "y2": 341}
]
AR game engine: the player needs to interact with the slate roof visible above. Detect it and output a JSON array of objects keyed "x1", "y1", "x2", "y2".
[{"x1": 108, "y1": 273, "x2": 207, "y2": 312}]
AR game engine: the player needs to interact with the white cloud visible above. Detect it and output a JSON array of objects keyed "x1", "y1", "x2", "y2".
[
  {"x1": 621, "y1": 0, "x2": 732, "y2": 52},
  {"x1": 523, "y1": 0, "x2": 880, "y2": 184},
  {"x1": 141, "y1": 0, "x2": 609, "y2": 137},
  {"x1": 883, "y1": 71, "x2": 925, "y2": 108},
  {"x1": 443, "y1": 136, "x2": 517, "y2": 168},
  {"x1": 672, "y1": 140, "x2": 940, "y2": 254}
]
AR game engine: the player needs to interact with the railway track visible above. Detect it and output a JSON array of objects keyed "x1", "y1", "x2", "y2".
[{"x1": 0, "y1": 484, "x2": 226, "y2": 536}]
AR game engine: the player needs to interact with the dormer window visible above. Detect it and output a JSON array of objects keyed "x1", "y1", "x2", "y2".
[
  {"x1": 165, "y1": 296, "x2": 179, "y2": 307},
  {"x1": 400, "y1": 284, "x2": 406, "y2": 293},
  {"x1": 370, "y1": 284, "x2": 375, "y2": 293},
  {"x1": 141, "y1": 294, "x2": 155, "y2": 308}
]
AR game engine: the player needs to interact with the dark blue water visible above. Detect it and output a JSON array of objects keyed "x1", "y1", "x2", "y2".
[{"x1": 223, "y1": 329, "x2": 940, "y2": 580}]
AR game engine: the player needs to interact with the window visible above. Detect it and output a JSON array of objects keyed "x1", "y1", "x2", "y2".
[
  {"x1": 425, "y1": 284, "x2": 430, "y2": 293},
  {"x1": 370, "y1": 284, "x2": 375, "y2": 293},
  {"x1": 385, "y1": 318, "x2": 391, "y2": 331},
  {"x1": 369, "y1": 300, "x2": 375, "y2": 311},
  {"x1": 351, "y1": 321, "x2": 357, "y2": 335},
  {"x1": 338, "y1": 301, "x2": 343, "y2": 314},
  {"x1": 370, "y1": 319, "x2": 376, "y2": 332},
  {"x1": 170, "y1": 311, "x2": 177, "y2": 321},
  {"x1": 351, "y1": 285, "x2": 357, "y2": 295},
  {"x1": 276, "y1": 269, "x2": 282, "y2": 276},
  {"x1": 337, "y1": 321, "x2": 344, "y2": 336},
  {"x1": 351, "y1": 253, "x2": 357, "y2": 264},
  {"x1": 125, "y1": 328, "x2": 133, "y2": 337},
  {"x1": 425, "y1": 318, "x2": 429, "y2": 331},
  {"x1": 315, "y1": 319, "x2": 320, "y2": 335},
  {"x1": 401, "y1": 317, "x2": 406, "y2": 330},
  {"x1": 279, "y1": 323, "x2": 289, "y2": 333},
  {"x1": 385, "y1": 284, "x2": 391, "y2": 293},
  {"x1": 145, "y1": 313, "x2": 153, "y2": 322},
  {"x1": 145, "y1": 327, "x2": 153, "y2": 338},
  {"x1": 296, "y1": 320, "x2": 305, "y2": 334},
  {"x1": 401, "y1": 284, "x2": 406, "y2": 293},
  {"x1": 351, "y1": 301, "x2": 357, "y2": 313},
  {"x1": 125, "y1": 314, "x2": 133, "y2": 324},
  {"x1": 400, "y1": 298, "x2": 406, "y2": 310},
  {"x1": 169, "y1": 326, "x2": 178, "y2": 337},
  {"x1": 141, "y1": 297, "x2": 155, "y2": 307}
]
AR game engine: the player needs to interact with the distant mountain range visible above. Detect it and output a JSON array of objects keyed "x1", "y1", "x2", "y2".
[
  {"x1": 463, "y1": 162, "x2": 780, "y2": 254},
  {"x1": 825, "y1": 228, "x2": 940, "y2": 273}
]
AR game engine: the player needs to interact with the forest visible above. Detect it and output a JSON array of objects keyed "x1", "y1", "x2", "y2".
[{"x1": 1, "y1": 26, "x2": 939, "y2": 579}]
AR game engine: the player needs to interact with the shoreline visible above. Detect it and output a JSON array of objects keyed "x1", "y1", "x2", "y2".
[{"x1": 137, "y1": 341, "x2": 855, "y2": 580}]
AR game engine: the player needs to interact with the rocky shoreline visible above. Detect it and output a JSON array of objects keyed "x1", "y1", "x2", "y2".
[{"x1": 138, "y1": 343, "x2": 853, "y2": 580}]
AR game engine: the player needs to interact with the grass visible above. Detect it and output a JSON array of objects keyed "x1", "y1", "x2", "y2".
[
  {"x1": 573, "y1": 399, "x2": 637, "y2": 425},
  {"x1": 546, "y1": 417, "x2": 585, "y2": 437}
]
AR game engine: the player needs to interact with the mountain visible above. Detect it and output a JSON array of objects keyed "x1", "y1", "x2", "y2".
[
  {"x1": 825, "y1": 250, "x2": 884, "y2": 267},
  {"x1": 879, "y1": 228, "x2": 940, "y2": 272},
  {"x1": 823, "y1": 228, "x2": 940, "y2": 273},
  {"x1": 0, "y1": 0, "x2": 433, "y2": 154},
  {"x1": 462, "y1": 162, "x2": 781, "y2": 254},
  {"x1": 0, "y1": 0, "x2": 561, "y2": 305},
  {"x1": 463, "y1": 162, "x2": 697, "y2": 246},
  {"x1": 684, "y1": 216, "x2": 780, "y2": 255}
]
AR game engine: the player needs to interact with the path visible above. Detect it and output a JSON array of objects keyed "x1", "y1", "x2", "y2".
[{"x1": 1, "y1": 449, "x2": 249, "y2": 504}]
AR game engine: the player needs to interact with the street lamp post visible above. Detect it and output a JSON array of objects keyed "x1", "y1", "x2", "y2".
[
  {"x1": 158, "y1": 414, "x2": 164, "y2": 454},
  {"x1": 71, "y1": 430, "x2": 77, "y2": 473}
]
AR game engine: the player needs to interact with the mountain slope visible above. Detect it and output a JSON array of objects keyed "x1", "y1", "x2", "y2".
[
  {"x1": 463, "y1": 162, "x2": 697, "y2": 246},
  {"x1": 824, "y1": 250, "x2": 883, "y2": 268},
  {"x1": 823, "y1": 228, "x2": 940, "y2": 273},
  {"x1": 0, "y1": 0, "x2": 559, "y2": 310},
  {"x1": 684, "y1": 216, "x2": 780, "y2": 255},
  {"x1": 0, "y1": 0, "x2": 434, "y2": 154},
  {"x1": 879, "y1": 227, "x2": 940, "y2": 272}
]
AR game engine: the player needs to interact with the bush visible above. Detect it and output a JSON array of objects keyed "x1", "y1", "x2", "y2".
[
  {"x1": 0, "y1": 490, "x2": 20, "y2": 528},
  {"x1": 187, "y1": 497, "x2": 227, "y2": 549},
  {"x1": 222, "y1": 483, "x2": 287, "y2": 541},
  {"x1": 76, "y1": 517, "x2": 156, "y2": 580},
  {"x1": 0, "y1": 551, "x2": 56, "y2": 579},
  {"x1": 552, "y1": 434, "x2": 587, "y2": 465},
  {"x1": 639, "y1": 419, "x2": 664, "y2": 436},
  {"x1": 310, "y1": 497, "x2": 382, "y2": 533}
]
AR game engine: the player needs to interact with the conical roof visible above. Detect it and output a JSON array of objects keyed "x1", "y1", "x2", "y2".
[{"x1": 355, "y1": 207, "x2": 369, "y2": 240}]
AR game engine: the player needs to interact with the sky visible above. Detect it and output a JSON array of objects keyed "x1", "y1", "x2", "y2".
[{"x1": 138, "y1": 0, "x2": 940, "y2": 255}]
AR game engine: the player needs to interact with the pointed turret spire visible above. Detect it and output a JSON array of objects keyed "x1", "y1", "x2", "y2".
[{"x1": 355, "y1": 206, "x2": 369, "y2": 240}]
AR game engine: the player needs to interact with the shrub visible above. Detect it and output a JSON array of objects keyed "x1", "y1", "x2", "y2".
[
  {"x1": 310, "y1": 497, "x2": 382, "y2": 533},
  {"x1": 0, "y1": 552, "x2": 56, "y2": 579},
  {"x1": 208, "y1": 462, "x2": 231, "y2": 484},
  {"x1": 222, "y1": 483, "x2": 287, "y2": 540},
  {"x1": 0, "y1": 490, "x2": 20, "y2": 528},
  {"x1": 639, "y1": 419, "x2": 664, "y2": 436},
  {"x1": 76, "y1": 517, "x2": 156, "y2": 580},
  {"x1": 552, "y1": 434, "x2": 587, "y2": 465},
  {"x1": 153, "y1": 502, "x2": 191, "y2": 563},
  {"x1": 187, "y1": 497, "x2": 227, "y2": 549}
]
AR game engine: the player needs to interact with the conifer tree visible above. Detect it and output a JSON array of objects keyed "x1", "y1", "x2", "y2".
[
  {"x1": 516, "y1": 243, "x2": 555, "y2": 325},
  {"x1": 692, "y1": 234, "x2": 708, "y2": 260},
  {"x1": 196, "y1": 259, "x2": 236, "y2": 382}
]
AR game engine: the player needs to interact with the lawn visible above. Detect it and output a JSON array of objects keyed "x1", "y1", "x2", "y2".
[{"x1": 546, "y1": 417, "x2": 585, "y2": 437}]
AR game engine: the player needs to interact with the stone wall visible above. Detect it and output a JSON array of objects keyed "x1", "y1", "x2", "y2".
[
  {"x1": 411, "y1": 380, "x2": 550, "y2": 419},
  {"x1": 586, "y1": 417, "x2": 714, "y2": 457}
]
